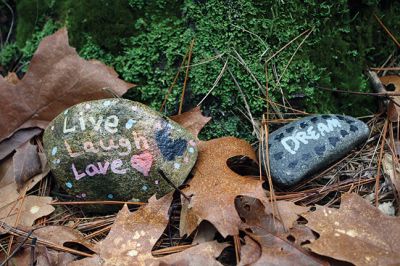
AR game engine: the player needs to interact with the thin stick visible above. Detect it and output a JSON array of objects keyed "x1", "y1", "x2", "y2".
[
  {"x1": 157, "y1": 169, "x2": 190, "y2": 201},
  {"x1": 1, "y1": 231, "x2": 33, "y2": 266},
  {"x1": 374, "y1": 14, "x2": 400, "y2": 48},
  {"x1": 375, "y1": 118, "x2": 389, "y2": 207},
  {"x1": 152, "y1": 244, "x2": 196, "y2": 256},
  {"x1": 264, "y1": 29, "x2": 311, "y2": 63},
  {"x1": 277, "y1": 27, "x2": 314, "y2": 84},
  {"x1": 178, "y1": 39, "x2": 195, "y2": 114},
  {"x1": 370, "y1": 67, "x2": 400, "y2": 71},
  {"x1": 30, "y1": 237, "x2": 37, "y2": 266},
  {"x1": 160, "y1": 50, "x2": 189, "y2": 112},
  {"x1": 7, "y1": 186, "x2": 28, "y2": 255},
  {"x1": 51, "y1": 200, "x2": 145, "y2": 205},
  {"x1": 234, "y1": 235, "x2": 241, "y2": 264},
  {"x1": 197, "y1": 59, "x2": 229, "y2": 106}
]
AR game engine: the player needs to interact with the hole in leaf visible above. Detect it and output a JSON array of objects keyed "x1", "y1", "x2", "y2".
[
  {"x1": 227, "y1": 155, "x2": 259, "y2": 176},
  {"x1": 300, "y1": 240, "x2": 311, "y2": 245},
  {"x1": 287, "y1": 234, "x2": 295, "y2": 242},
  {"x1": 386, "y1": 83, "x2": 396, "y2": 91}
]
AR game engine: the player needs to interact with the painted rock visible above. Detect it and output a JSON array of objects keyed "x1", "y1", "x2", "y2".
[
  {"x1": 43, "y1": 99, "x2": 198, "y2": 212},
  {"x1": 260, "y1": 115, "x2": 369, "y2": 187}
]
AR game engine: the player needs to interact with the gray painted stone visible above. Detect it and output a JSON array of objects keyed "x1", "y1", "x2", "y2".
[
  {"x1": 43, "y1": 99, "x2": 198, "y2": 212},
  {"x1": 260, "y1": 115, "x2": 370, "y2": 187}
]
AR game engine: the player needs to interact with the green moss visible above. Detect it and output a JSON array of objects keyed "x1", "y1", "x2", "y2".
[{"x1": 10, "y1": 0, "x2": 400, "y2": 141}]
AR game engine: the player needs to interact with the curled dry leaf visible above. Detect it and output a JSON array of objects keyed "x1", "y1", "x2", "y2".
[
  {"x1": 33, "y1": 225, "x2": 96, "y2": 252},
  {"x1": 0, "y1": 27, "x2": 133, "y2": 142},
  {"x1": 73, "y1": 193, "x2": 225, "y2": 266},
  {"x1": 13, "y1": 141, "x2": 42, "y2": 189},
  {"x1": 382, "y1": 153, "x2": 400, "y2": 196},
  {"x1": 170, "y1": 106, "x2": 211, "y2": 140},
  {"x1": 180, "y1": 137, "x2": 267, "y2": 237},
  {"x1": 0, "y1": 127, "x2": 42, "y2": 160},
  {"x1": 236, "y1": 196, "x2": 323, "y2": 266},
  {"x1": 303, "y1": 193, "x2": 400, "y2": 265},
  {"x1": 380, "y1": 75, "x2": 400, "y2": 122},
  {"x1": 0, "y1": 194, "x2": 54, "y2": 232},
  {"x1": 235, "y1": 196, "x2": 309, "y2": 233}
]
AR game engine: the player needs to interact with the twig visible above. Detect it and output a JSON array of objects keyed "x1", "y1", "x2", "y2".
[
  {"x1": 197, "y1": 59, "x2": 229, "y2": 106},
  {"x1": 160, "y1": 47, "x2": 189, "y2": 112},
  {"x1": 375, "y1": 119, "x2": 388, "y2": 207},
  {"x1": 30, "y1": 237, "x2": 37, "y2": 266},
  {"x1": 1, "y1": 0, "x2": 14, "y2": 45},
  {"x1": 1, "y1": 230, "x2": 33, "y2": 266},
  {"x1": 157, "y1": 169, "x2": 190, "y2": 201},
  {"x1": 179, "y1": 39, "x2": 195, "y2": 115},
  {"x1": 374, "y1": 14, "x2": 400, "y2": 48},
  {"x1": 263, "y1": 29, "x2": 311, "y2": 63},
  {"x1": 51, "y1": 200, "x2": 145, "y2": 205}
]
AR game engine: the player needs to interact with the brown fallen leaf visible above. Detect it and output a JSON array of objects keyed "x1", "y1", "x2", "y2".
[
  {"x1": 72, "y1": 193, "x2": 225, "y2": 265},
  {"x1": 0, "y1": 156, "x2": 14, "y2": 188},
  {"x1": 180, "y1": 137, "x2": 267, "y2": 237},
  {"x1": 13, "y1": 141, "x2": 42, "y2": 189},
  {"x1": 33, "y1": 225, "x2": 96, "y2": 252},
  {"x1": 235, "y1": 196, "x2": 309, "y2": 233},
  {"x1": 246, "y1": 233, "x2": 325, "y2": 266},
  {"x1": 0, "y1": 127, "x2": 42, "y2": 160},
  {"x1": 0, "y1": 177, "x2": 54, "y2": 234},
  {"x1": 303, "y1": 193, "x2": 400, "y2": 265},
  {"x1": 236, "y1": 196, "x2": 323, "y2": 266},
  {"x1": 382, "y1": 153, "x2": 400, "y2": 196},
  {"x1": 380, "y1": 75, "x2": 400, "y2": 122},
  {"x1": 170, "y1": 106, "x2": 211, "y2": 140},
  {"x1": 0, "y1": 27, "x2": 133, "y2": 142}
]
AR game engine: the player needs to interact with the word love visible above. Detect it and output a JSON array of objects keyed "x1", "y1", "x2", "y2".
[
  {"x1": 64, "y1": 132, "x2": 149, "y2": 158},
  {"x1": 72, "y1": 159, "x2": 127, "y2": 180},
  {"x1": 281, "y1": 118, "x2": 341, "y2": 155},
  {"x1": 72, "y1": 151, "x2": 154, "y2": 180}
]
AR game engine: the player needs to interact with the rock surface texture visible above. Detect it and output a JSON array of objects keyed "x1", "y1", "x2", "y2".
[
  {"x1": 261, "y1": 115, "x2": 370, "y2": 187},
  {"x1": 43, "y1": 99, "x2": 197, "y2": 211}
]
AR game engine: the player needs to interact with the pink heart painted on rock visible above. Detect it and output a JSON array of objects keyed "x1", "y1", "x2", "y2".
[{"x1": 130, "y1": 151, "x2": 153, "y2": 176}]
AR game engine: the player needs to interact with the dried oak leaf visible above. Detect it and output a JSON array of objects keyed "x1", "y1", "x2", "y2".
[
  {"x1": 236, "y1": 196, "x2": 324, "y2": 266},
  {"x1": 0, "y1": 127, "x2": 42, "y2": 160},
  {"x1": 0, "y1": 27, "x2": 133, "y2": 142},
  {"x1": 33, "y1": 225, "x2": 96, "y2": 252},
  {"x1": 382, "y1": 153, "x2": 400, "y2": 196},
  {"x1": 13, "y1": 141, "x2": 42, "y2": 189},
  {"x1": 180, "y1": 137, "x2": 267, "y2": 237},
  {"x1": 303, "y1": 193, "x2": 400, "y2": 265},
  {"x1": 170, "y1": 106, "x2": 211, "y2": 140},
  {"x1": 72, "y1": 193, "x2": 225, "y2": 266},
  {"x1": 380, "y1": 75, "x2": 400, "y2": 122}
]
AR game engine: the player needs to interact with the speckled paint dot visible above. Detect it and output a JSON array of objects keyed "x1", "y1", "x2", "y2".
[
  {"x1": 30, "y1": 206, "x2": 40, "y2": 214},
  {"x1": 125, "y1": 119, "x2": 136, "y2": 129},
  {"x1": 107, "y1": 194, "x2": 114, "y2": 199},
  {"x1": 63, "y1": 110, "x2": 69, "y2": 114},
  {"x1": 66, "y1": 182, "x2": 73, "y2": 188},
  {"x1": 155, "y1": 180, "x2": 159, "y2": 185},
  {"x1": 189, "y1": 140, "x2": 196, "y2": 146},
  {"x1": 79, "y1": 111, "x2": 83, "y2": 115},
  {"x1": 174, "y1": 162, "x2": 181, "y2": 169},
  {"x1": 51, "y1": 126, "x2": 55, "y2": 130},
  {"x1": 188, "y1": 147, "x2": 195, "y2": 153},
  {"x1": 141, "y1": 185, "x2": 148, "y2": 191},
  {"x1": 52, "y1": 159, "x2": 60, "y2": 164},
  {"x1": 132, "y1": 106, "x2": 137, "y2": 111},
  {"x1": 103, "y1": 100, "x2": 111, "y2": 106},
  {"x1": 184, "y1": 157, "x2": 189, "y2": 163},
  {"x1": 51, "y1": 147, "x2": 58, "y2": 156},
  {"x1": 85, "y1": 104, "x2": 91, "y2": 109},
  {"x1": 81, "y1": 193, "x2": 86, "y2": 198}
]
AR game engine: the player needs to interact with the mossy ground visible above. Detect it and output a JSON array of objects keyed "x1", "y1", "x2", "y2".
[{"x1": 1, "y1": 0, "x2": 399, "y2": 141}]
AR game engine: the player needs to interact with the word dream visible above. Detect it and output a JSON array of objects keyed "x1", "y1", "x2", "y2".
[{"x1": 280, "y1": 118, "x2": 341, "y2": 155}]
